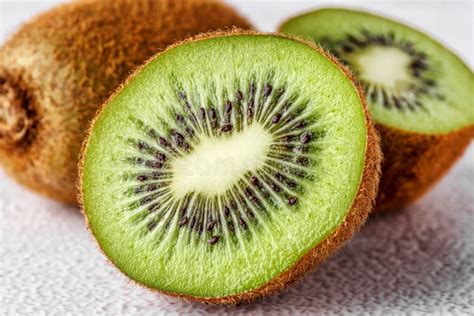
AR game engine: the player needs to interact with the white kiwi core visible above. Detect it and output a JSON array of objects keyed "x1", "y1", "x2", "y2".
[
  {"x1": 351, "y1": 47, "x2": 413, "y2": 90},
  {"x1": 170, "y1": 124, "x2": 272, "y2": 197}
]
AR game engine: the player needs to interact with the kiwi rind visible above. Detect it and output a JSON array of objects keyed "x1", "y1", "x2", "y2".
[
  {"x1": 0, "y1": 0, "x2": 252, "y2": 203},
  {"x1": 78, "y1": 30, "x2": 382, "y2": 305},
  {"x1": 376, "y1": 124, "x2": 473, "y2": 212},
  {"x1": 278, "y1": 8, "x2": 474, "y2": 212}
]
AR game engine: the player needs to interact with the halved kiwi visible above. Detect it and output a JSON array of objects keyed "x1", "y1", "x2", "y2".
[
  {"x1": 279, "y1": 8, "x2": 474, "y2": 212},
  {"x1": 79, "y1": 31, "x2": 381, "y2": 304},
  {"x1": 0, "y1": 0, "x2": 251, "y2": 203}
]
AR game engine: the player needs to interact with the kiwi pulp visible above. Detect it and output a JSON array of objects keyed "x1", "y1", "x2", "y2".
[
  {"x1": 80, "y1": 32, "x2": 381, "y2": 304},
  {"x1": 279, "y1": 8, "x2": 474, "y2": 211},
  {"x1": 0, "y1": 0, "x2": 251, "y2": 203}
]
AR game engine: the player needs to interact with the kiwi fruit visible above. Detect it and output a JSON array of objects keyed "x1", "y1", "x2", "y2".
[
  {"x1": 0, "y1": 0, "x2": 251, "y2": 203},
  {"x1": 79, "y1": 31, "x2": 381, "y2": 304},
  {"x1": 279, "y1": 8, "x2": 474, "y2": 212}
]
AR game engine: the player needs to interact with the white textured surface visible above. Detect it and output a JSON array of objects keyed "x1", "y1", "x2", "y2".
[{"x1": 1, "y1": 1, "x2": 473, "y2": 315}]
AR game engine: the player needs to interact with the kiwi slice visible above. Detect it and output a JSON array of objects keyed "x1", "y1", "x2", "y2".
[
  {"x1": 0, "y1": 0, "x2": 251, "y2": 203},
  {"x1": 279, "y1": 8, "x2": 474, "y2": 212},
  {"x1": 80, "y1": 32, "x2": 381, "y2": 304}
]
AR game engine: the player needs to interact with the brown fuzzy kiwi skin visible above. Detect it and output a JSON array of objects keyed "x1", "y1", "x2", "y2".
[
  {"x1": 0, "y1": 0, "x2": 252, "y2": 204},
  {"x1": 78, "y1": 30, "x2": 382, "y2": 305},
  {"x1": 374, "y1": 124, "x2": 473, "y2": 212}
]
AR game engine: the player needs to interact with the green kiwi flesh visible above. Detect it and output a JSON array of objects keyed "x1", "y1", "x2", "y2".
[
  {"x1": 81, "y1": 34, "x2": 370, "y2": 300},
  {"x1": 280, "y1": 8, "x2": 474, "y2": 134}
]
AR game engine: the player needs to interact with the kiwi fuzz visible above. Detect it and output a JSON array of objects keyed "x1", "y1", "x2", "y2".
[
  {"x1": 376, "y1": 124, "x2": 473, "y2": 212},
  {"x1": 79, "y1": 30, "x2": 382, "y2": 304},
  {"x1": 0, "y1": 70, "x2": 36, "y2": 148},
  {"x1": 0, "y1": 0, "x2": 252, "y2": 203}
]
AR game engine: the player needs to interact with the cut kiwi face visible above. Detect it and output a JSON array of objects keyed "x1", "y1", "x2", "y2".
[
  {"x1": 280, "y1": 9, "x2": 474, "y2": 211},
  {"x1": 80, "y1": 32, "x2": 381, "y2": 303}
]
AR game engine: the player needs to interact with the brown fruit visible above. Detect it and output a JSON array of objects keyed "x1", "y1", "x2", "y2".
[
  {"x1": 375, "y1": 125, "x2": 473, "y2": 212},
  {"x1": 0, "y1": 0, "x2": 252, "y2": 203}
]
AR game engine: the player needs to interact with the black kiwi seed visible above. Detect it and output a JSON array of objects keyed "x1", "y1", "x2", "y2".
[
  {"x1": 424, "y1": 79, "x2": 436, "y2": 87},
  {"x1": 287, "y1": 196, "x2": 297, "y2": 206},
  {"x1": 288, "y1": 181, "x2": 297, "y2": 189},
  {"x1": 140, "y1": 196, "x2": 153, "y2": 205},
  {"x1": 264, "y1": 84, "x2": 272, "y2": 97},
  {"x1": 159, "y1": 137, "x2": 169, "y2": 147},
  {"x1": 147, "y1": 128, "x2": 158, "y2": 139},
  {"x1": 410, "y1": 58, "x2": 427, "y2": 70},
  {"x1": 206, "y1": 220, "x2": 216, "y2": 232},
  {"x1": 275, "y1": 172, "x2": 285, "y2": 181},
  {"x1": 199, "y1": 107, "x2": 206, "y2": 120},
  {"x1": 178, "y1": 216, "x2": 188, "y2": 226},
  {"x1": 145, "y1": 160, "x2": 162, "y2": 169},
  {"x1": 296, "y1": 157, "x2": 309, "y2": 166},
  {"x1": 197, "y1": 223, "x2": 204, "y2": 235},
  {"x1": 347, "y1": 34, "x2": 363, "y2": 46},
  {"x1": 342, "y1": 45, "x2": 353, "y2": 53},
  {"x1": 208, "y1": 235, "x2": 220, "y2": 245},
  {"x1": 150, "y1": 172, "x2": 161, "y2": 180},
  {"x1": 295, "y1": 120, "x2": 307, "y2": 129},
  {"x1": 175, "y1": 114, "x2": 184, "y2": 122},
  {"x1": 178, "y1": 91, "x2": 186, "y2": 101},
  {"x1": 220, "y1": 124, "x2": 233, "y2": 132},
  {"x1": 245, "y1": 187, "x2": 254, "y2": 198},
  {"x1": 300, "y1": 132, "x2": 311, "y2": 144},
  {"x1": 156, "y1": 153, "x2": 167, "y2": 162},
  {"x1": 250, "y1": 176, "x2": 259, "y2": 185},
  {"x1": 172, "y1": 131, "x2": 185, "y2": 144},
  {"x1": 247, "y1": 108, "x2": 253, "y2": 119},
  {"x1": 382, "y1": 90, "x2": 390, "y2": 109},
  {"x1": 147, "y1": 220, "x2": 157, "y2": 231},
  {"x1": 271, "y1": 113, "x2": 281, "y2": 124},
  {"x1": 148, "y1": 203, "x2": 159, "y2": 213},
  {"x1": 209, "y1": 107, "x2": 217, "y2": 120},
  {"x1": 136, "y1": 175, "x2": 148, "y2": 182},
  {"x1": 393, "y1": 96, "x2": 402, "y2": 110},
  {"x1": 146, "y1": 184, "x2": 158, "y2": 192},
  {"x1": 249, "y1": 83, "x2": 256, "y2": 95},
  {"x1": 137, "y1": 141, "x2": 148, "y2": 150},
  {"x1": 133, "y1": 157, "x2": 144, "y2": 165},
  {"x1": 271, "y1": 183, "x2": 281, "y2": 193},
  {"x1": 225, "y1": 101, "x2": 233, "y2": 113},
  {"x1": 236, "y1": 90, "x2": 243, "y2": 101},
  {"x1": 239, "y1": 217, "x2": 248, "y2": 230},
  {"x1": 185, "y1": 127, "x2": 195, "y2": 137},
  {"x1": 224, "y1": 206, "x2": 230, "y2": 217},
  {"x1": 282, "y1": 102, "x2": 292, "y2": 112}
]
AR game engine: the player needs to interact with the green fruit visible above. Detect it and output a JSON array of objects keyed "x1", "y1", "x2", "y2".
[
  {"x1": 280, "y1": 8, "x2": 474, "y2": 211},
  {"x1": 0, "y1": 0, "x2": 251, "y2": 203},
  {"x1": 80, "y1": 32, "x2": 381, "y2": 304}
]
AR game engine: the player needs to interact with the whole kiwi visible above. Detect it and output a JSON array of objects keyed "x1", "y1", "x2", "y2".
[{"x1": 0, "y1": 0, "x2": 252, "y2": 203}]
